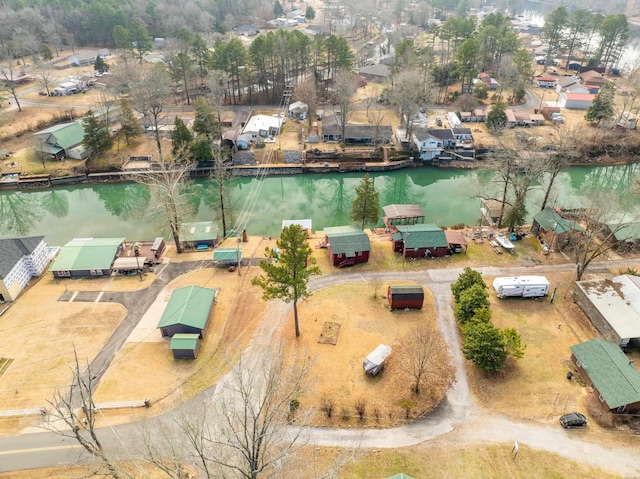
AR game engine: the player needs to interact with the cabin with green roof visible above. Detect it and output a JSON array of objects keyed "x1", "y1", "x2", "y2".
[
  {"x1": 392, "y1": 223, "x2": 449, "y2": 259},
  {"x1": 170, "y1": 333, "x2": 201, "y2": 359},
  {"x1": 33, "y1": 121, "x2": 87, "y2": 160},
  {"x1": 180, "y1": 221, "x2": 220, "y2": 250},
  {"x1": 322, "y1": 225, "x2": 371, "y2": 267},
  {"x1": 531, "y1": 207, "x2": 584, "y2": 251},
  {"x1": 157, "y1": 286, "x2": 217, "y2": 338},
  {"x1": 570, "y1": 338, "x2": 640, "y2": 413},
  {"x1": 49, "y1": 237, "x2": 125, "y2": 278}
]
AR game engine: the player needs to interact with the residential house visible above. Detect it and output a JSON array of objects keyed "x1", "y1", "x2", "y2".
[
  {"x1": 452, "y1": 127, "x2": 473, "y2": 142},
  {"x1": 570, "y1": 338, "x2": 640, "y2": 413},
  {"x1": 288, "y1": 101, "x2": 308, "y2": 119},
  {"x1": 531, "y1": 207, "x2": 583, "y2": 251},
  {"x1": 236, "y1": 25, "x2": 260, "y2": 36},
  {"x1": 321, "y1": 226, "x2": 371, "y2": 267},
  {"x1": 505, "y1": 109, "x2": 517, "y2": 128},
  {"x1": 555, "y1": 76, "x2": 579, "y2": 94},
  {"x1": 412, "y1": 128, "x2": 455, "y2": 161},
  {"x1": 50, "y1": 237, "x2": 125, "y2": 278},
  {"x1": 0, "y1": 236, "x2": 49, "y2": 302},
  {"x1": 574, "y1": 275, "x2": 640, "y2": 349},
  {"x1": 558, "y1": 92, "x2": 595, "y2": 109},
  {"x1": 477, "y1": 72, "x2": 499, "y2": 90},
  {"x1": 242, "y1": 114, "x2": 282, "y2": 139},
  {"x1": 321, "y1": 115, "x2": 392, "y2": 144},
  {"x1": 358, "y1": 63, "x2": 391, "y2": 82},
  {"x1": 157, "y1": 285, "x2": 217, "y2": 338},
  {"x1": 474, "y1": 108, "x2": 487, "y2": 122},
  {"x1": 69, "y1": 52, "x2": 97, "y2": 67},
  {"x1": 579, "y1": 70, "x2": 607, "y2": 87},
  {"x1": 382, "y1": 204, "x2": 425, "y2": 228},
  {"x1": 33, "y1": 121, "x2": 87, "y2": 160},
  {"x1": 180, "y1": 221, "x2": 220, "y2": 249},
  {"x1": 536, "y1": 76, "x2": 557, "y2": 88},
  {"x1": 460, "y1": 112, "x2": 472, "y2": 122},
  {"x1": 0, "y1": 66, "x2": 32, "y2": 85},
  {"x1": 392, "y1": 223, "x2": 449, "y2": 259},
  {"x1": 564, "y1": 83, "x2": 590, "y2": 95}
]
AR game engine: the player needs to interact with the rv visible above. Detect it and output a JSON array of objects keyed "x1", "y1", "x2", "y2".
[{"x1": 493, "y1": 276, "x2": 550, "y2": 298}]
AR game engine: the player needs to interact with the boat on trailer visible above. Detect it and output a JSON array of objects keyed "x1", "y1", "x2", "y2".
[{"x1": 495, "y1": 234, "x2": 515, "y2": 250}]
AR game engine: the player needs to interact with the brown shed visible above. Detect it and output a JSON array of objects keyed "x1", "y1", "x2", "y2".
[{"x1": 388, "y1": 285, "x2": 424, "y2": 310}]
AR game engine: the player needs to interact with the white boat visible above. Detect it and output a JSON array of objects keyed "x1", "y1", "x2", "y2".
[{"x1": 495, "y1": 234, "x2": 515, "y2": 250}]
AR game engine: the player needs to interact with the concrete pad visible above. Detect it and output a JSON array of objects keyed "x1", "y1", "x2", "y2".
[{"x1": 125, "y1": 288, "x2": 174, "y2": 343}]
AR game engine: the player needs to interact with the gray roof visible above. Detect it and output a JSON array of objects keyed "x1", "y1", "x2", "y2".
[
  {"x1": 414, "y1": 128, "x2": 455, "y2": 141},
  {"x1": 359, "y1": 63, "x2": 391, "y2": 78},
  {"x1": 452, "y1": 127, "x2": 472, "y2": 135},
  {"x1": 557, "y1": 77, "x2": 577, "y2": 87},
  {"x1": 0, "y1": 236, "x2": 45, "y2": 278}
]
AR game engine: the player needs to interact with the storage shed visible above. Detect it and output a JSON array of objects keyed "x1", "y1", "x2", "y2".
[
  {"x1": 392, "y1": 223, "x2": 449, "y2": 259},
  {"x1": 170, "y1": 333, "x2": 201, "y2": 359},
  {"x1": 157, "y1": 286, "x2": 217, "y2": 338},
  {"x1": 322, "y1": 226, "x2": 371, "y2": 267},
  {"x1": 388, "y1": 285, "x2": 424, "y2": 310},
  {"x1": 180, "y1": 221, "x2": 220, "y2": 249}
]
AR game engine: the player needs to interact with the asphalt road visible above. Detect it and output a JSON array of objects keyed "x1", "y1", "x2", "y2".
[{"x1": 2, "y1": 260, "x2": 640, "y2": 475}]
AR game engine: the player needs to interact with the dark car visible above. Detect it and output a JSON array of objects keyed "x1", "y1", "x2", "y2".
[
  {"x1": 560, "y1": 412, "x2": 587, "y2": 428},
  {"x1": 436, "y1": 117, "x2": 443, "y2": 126}
]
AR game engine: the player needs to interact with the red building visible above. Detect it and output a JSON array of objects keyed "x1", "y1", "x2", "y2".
[
  {"x1": 388, "y1": 285, "x2": 424, "y2": 310},
  {"x1": 322, "y1": 226, "x2": 371, "y2": 267},
  {"x1": 392, "y1": 224, "x2": 449, "y2": 259}
]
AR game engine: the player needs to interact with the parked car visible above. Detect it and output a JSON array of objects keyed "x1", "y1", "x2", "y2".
[
  {"x1": 39, "y1": 90, "x2": 48, "y2": 96},
  {"x1": 560, "y1": 412, "x2": 587, "y2": 428},
  {"x1": 436, "y1": 117, "x2": 443, "y2": 126}
]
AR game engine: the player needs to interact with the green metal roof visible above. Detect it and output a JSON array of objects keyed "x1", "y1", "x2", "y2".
[
  {"x1": 34, "y1": 143, "x2": 64, "y2": 155},
  {"x1": 157, "y1": 286, "x2": 217, "y2": 330},
  {"x1": 49, "y1": 237, "x2": 125, "y2": 272},
  {"x1": 213, "y1": 248, "x2": 243, "y2": 261},
  {"x1": 324, "y1": 226, "x2": 371, "y2": 256},
  {"x1": 533, "y1": 207, "x2": 583, "y2": 234},
  {"x1": 181, "y1": 221, "x2": 219, "y2": 242},
  {"x1": 570, "y1": 338, "x2": 640, "y2": 409},
  {"x1": 609, "y1": 222, "x2": 640, "y2": 241},
  {"x1": 170, "y1": 333, "x2": 200, "y2": 350},
  {"x1": 34, "y1": 121, "x2": 85, "y2": 149},
  {"x1": 391, "y1": 223, "x2": 448, "y2": 249}
]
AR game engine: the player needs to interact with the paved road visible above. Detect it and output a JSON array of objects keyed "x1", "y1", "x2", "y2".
[{"x1": 2, "y1": 260, "x2": 640, "y2": 475}]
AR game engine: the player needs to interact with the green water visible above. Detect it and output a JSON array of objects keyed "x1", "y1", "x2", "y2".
[{"x1": 0, "y1": 164, "x2": 638, "y2": 246}]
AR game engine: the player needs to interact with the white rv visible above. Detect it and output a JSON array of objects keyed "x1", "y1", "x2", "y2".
[{"x1": 493, "y1": 276, "x2": 550, "y2": 298}]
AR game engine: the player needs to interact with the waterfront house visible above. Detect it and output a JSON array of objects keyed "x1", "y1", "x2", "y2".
[
  {"x1": 321, "y1": 226, "x2": 371, "y2": 267},
  {"x1": 0, "y1": 236, "x2": 49, "y2": 302},
  {"x1": 180, "y1": 221, "x2": 220, "y2": 250},
  {"x1": 412, "y1": 128, "x2": 455, "y2": 161},
  {"x1": 392, "y1": 223, "x2": 449, "y2": 259},
  {"x1": 536, "y1": 76, "x2": 556, "y2": 88},
  {"x1": 558, "y1": 92, "x2": 595, "y2": 109},
  {"x1": 50, "y1": 237, "x2": 125, "y2": 278},
  {"x1": 33, "y1": 121, "x2": 87, "y2": 160},
  {"x1": 531, "y1": 207, "x2": 583, "y2": 251}
]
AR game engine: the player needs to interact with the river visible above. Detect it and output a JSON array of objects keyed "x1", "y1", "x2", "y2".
[{"x1": 1, "y1": 164, "x2": 638, "y2": 245}]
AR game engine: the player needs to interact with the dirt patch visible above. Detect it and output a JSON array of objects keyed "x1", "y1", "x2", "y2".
[{"x1": 318, "y1": 321, "x2": 341, "y2": 345}]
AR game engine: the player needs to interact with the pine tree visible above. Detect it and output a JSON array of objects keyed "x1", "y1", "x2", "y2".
[
  {"x1": 94, "y1": 56, "x2": 109, "y2": 72},
  {"x1": 273, "y1": 0, "x2": 284, "y2": 17},
  {"x1": 350, "y1": 173, "x2": 380, "y2": 230},
  {"x1": 171, "y1": 117, "x2": 193, "y2": 157},
  {"x1": 584, "y1": 81, "x2": 615, "y2": 124},
  {"x1": 82, "y1": 110, "x2": 113, "y2": 157},
  {"x1": 118, "y1": 99, "x2": 140, "y2": 145},
  {"x1": 486, "y1": 100, "x2": 507, "y2": 134},
  {"x1": 193, "y1": 98, "x2": 219, "y2": 139},
  {"x1": 462, "y1": 319, "x2": 508, "y2": 373}
]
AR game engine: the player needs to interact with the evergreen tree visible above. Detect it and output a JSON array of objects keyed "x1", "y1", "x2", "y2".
[
  {"x1": 451, "y1": 267, "x2": 486, "y2": 303},
  {"x1": 252, "y1": 225, "x2": 321, "y2": 337},
  {"x1": 94, "y1": 56, "x2": 109, "y2": 72},
  {"x1": 273, "y1": 0, "x2": 284, "y2": 17},
  {"x1": 82, "y1": 110, "x2": 113, "y2": 157},
  {"x1": 486, "y1": 100, "x2": 507, "y2": 134},
  {"x1": 462, "y1": 319, "x2": 508, "y2": 373},
  {"x1": 191, "y1": 135, "x2": 213, "y2": 162},
  {"x1": 171, "y1": 117, "x2": 193, "y2": 157},
  {"x1": 585, "y1": 81, "x2": 615, "y2": 124},
  {"x1": 40, "y1": 44, "x2": 53, "y2": 61},
  {"x1": 350, "y1": 173, "x2": 380, "y2": 230},
  {"x1": 305, "y1": 6, "x2": 315, "y2": 20},
  {"x1": 193, "y1": 98, "x2": 219, "y2": 139},
  {"x1": 118, "y1": 99, "x2": 140, "y2": 145},
  {"x1": 454, "y1": 283, "x2": 490, "y2": 325}
]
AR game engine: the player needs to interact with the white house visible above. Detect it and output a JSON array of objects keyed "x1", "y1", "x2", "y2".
[
  {"x1": 452, "y1": 127, "x2": 473, "y2": 141},
  {"x1": 536, "y1": 76, "x2": 556, "y2": 88},
  {"x1": 242, "y1": 114, "x2": 283, "y2": 139},
  {"x1": 0, "y1": 236, "x2": 50, "y2": 302},
  {"x1": 558, "y1": 92, "x2": 595, "y2": 109},
  {"x1": 412, "y1": 128, "x2": 455, "y2": 161},
  {"x1": 288, "y1": 101, "x2": 308, "y2": 119},
  {"x1": 555, "y1": 76, "x2": 579, "y2": 94}
]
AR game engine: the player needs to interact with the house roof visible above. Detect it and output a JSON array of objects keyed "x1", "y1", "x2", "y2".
[
  {"x1": 444, "y1": 229, "x2": 468, "y2": 246},
  {"x1": 580, "y1": 70, "x2": 605, "y2": 83},
  {"x1": 0, "y1": 236, "x2": 45, "y2": 279},
  {"x1": 34, "y1": 122, "x2": 85, "y2": 149},
  {"x1": 157, "y1": 286, "x2": 217, "y2": 330},
  {"x1": 570, "y1": 338, "x2": 640, "y2": 409},
  {"x1": 382, "y1": 204, "x2": 425, "y2": 220},
  {"x1": 536, "y1": 76, "x2": 556, "y2": 83},
  {"x1": 181, "y1": 221, "x2": 218, "y2": 242},
  {"x1": 452, "y1": 127, "x2": 472, "y2": 135},
  {"x1": 576, "y1": 275, "x2": 640, "y2": 341},
  {"x1": 170, "y1": 333, "x2": 200, "y2": 350},
  {"x1": 557, "y1": 77, "x2": 577, "y2": 87},
  {"x1": 609, "y1": 221, "x2": 640, "y2": 241},
  {"x1": 243, "y1": 114, "x2": 282, "y2": 134},
  {"x1": 359, "y1": 63, "x2": 391, "y2": 78},
  {"x1": 324, "y1": 226, "x2": 371, "y2": 256},
  {"x1": 49, "y1": 237, "x2": 124, "y2": 272},
  {"x1": 288, "y1": 101, "x2": 308, "y2": 112},
  {"x1": 565, "y1": 93, "x2": 595, "y2": 101},
  {"x1": 533, "y1": 207, "x2": 584, "y2": 234},
  {"x1": 392, "y1": 223, "x2": 449, "y2": 249},
  {"x1": 414, "y1": 128, "x2": 455, "y2": 142}
]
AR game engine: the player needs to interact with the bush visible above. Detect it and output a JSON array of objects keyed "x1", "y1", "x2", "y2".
[
  {"x1": 354, "y1": 398, "x2": 366, "y2": 421},
  {"x1": 321, "y1": 396, "x2": 335, "y2": 418},
  {"x1": 340, "y1": 407, "x2": 350, "y2": 422}
]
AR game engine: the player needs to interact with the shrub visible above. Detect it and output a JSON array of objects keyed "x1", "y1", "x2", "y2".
[
  {"x1": 340, "y1": 407, "x2": 350, "y2": 422},
  {"x1": 321, "y1": 396, "x2": 335, "y2": 418},
  {"x1": 354, "y1": 398, "x2": 366, "y2": 421}
]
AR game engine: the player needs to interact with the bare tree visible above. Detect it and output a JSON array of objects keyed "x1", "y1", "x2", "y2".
[
  {"x1": 398, "y1": 323, "x2": 455, "y2": 395},
  {"x1": 332, "y1": 69, "x2": 357, "y2": 142},
  {"x1": 44, "y1": 348, "x2": 123, "y2": 479},
  {"x1": 208, "y1": 343, "x2": 313, "y2": 479},
  {"x1": 128, "y1": 63, "x2": 172, "y2": 158},
  {"x1": 388, "y1": 68, "x2": 434, "y2": 142},
  {"x1": 35, "y1": 64, "x2": 56, "y2": 96},
  {"x1": 294, "y1": 78, "x2": 318, "y2": 130},
  {"x1": 539, "y1": 124, "x2": 581, "y2": 211},
  {"x1": 0, "y1": 54, "x2": 22, "y2": 112},
  {"x1": 132, "y1": 157, "x2": 195, "y2": 254}
]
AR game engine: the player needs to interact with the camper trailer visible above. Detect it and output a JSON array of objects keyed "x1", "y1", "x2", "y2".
[
  {"x1": 493, "y1": 276, "x2": 550, "y2": 298},
  {"x1": 363, "y1": 344, "x2": 392, "y2": 376}
]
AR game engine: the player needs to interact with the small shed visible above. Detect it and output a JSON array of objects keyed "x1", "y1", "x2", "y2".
[
  {"x1": 323, "y1": 226, "x2": 371, "y2": 267},
  {"x1": 170, "y1": 333, "x2": 201, "y2": 359},
  {"x1": 180, "y1": 221, "x2": 220, "y2": 249},
  {"x1": 363, "y1": 344, "x2": 392, "y2": 376},
  {"x1": 388, "y1": 285, "x2": 424, "y2": 310},
  {"x1": 392, "y1": 223, "x2": 449, "y2": 259},
  {"x1": 157, "y1": 286, "x2": 217, "y2": 338},
  {"x1": 150, "y1": 237, "x2": 166, "y2": 259}
]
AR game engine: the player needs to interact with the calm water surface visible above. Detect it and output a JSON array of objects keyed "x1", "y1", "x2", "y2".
[{"x1": 0, "y1": 164, "x2": 638, "y2": 245}]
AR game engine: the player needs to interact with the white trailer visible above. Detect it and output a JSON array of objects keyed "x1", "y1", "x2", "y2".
[{"x1": 493, "y1": 276, "x2": 550, "y2": 298}]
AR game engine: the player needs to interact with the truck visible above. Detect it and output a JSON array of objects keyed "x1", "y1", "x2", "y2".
[{"x1": 493, "y1": 276, "x2": 550, "y2": 298}]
